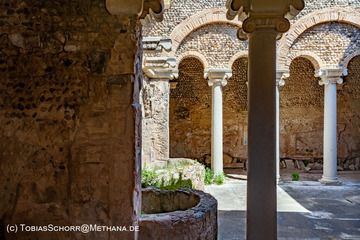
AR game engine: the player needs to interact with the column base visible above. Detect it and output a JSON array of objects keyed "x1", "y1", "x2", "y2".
[{"x1": 319, "y1": 177, "x2": 342, "y2": 185}]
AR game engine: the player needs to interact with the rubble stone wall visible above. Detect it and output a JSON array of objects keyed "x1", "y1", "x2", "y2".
[
  {"x1": 0, "y1": 1, "x2": 142, "y2": 239},
  {"x1": 338, "y1": 56, "x2": 360, "y2": 161}
]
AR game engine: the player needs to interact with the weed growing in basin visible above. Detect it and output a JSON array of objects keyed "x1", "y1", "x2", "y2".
[
  {"x1": 142, "y1": 168, "x2": 160, "y2": 187},
  {"x1": 292, "y1": 172, "x2": 300, "y2": 181},
  {"x1": 159, "y1": 173, "x2": 193, "y2": 190},
  {"x1": 142, "y1": 168, "x2": 193, "y2": 190}
]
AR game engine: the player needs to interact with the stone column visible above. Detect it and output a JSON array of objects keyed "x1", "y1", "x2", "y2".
[
  {"x1": 142, "y1": 55, "x2": 178, "y2": 168},
  {"x1": 226, "y1": 1, "x2": 304, "y2": 239},
  {"x1": 317, "y1": 67, "x2": 347, "y2": 184},
  {"x1": 276, "y1": 70, "x2": 288, "y2": 182},
  {"x1": 204, "y1": 69, "x2": 232, "y2": 176}
]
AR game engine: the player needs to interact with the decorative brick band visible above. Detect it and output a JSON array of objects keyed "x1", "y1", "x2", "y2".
[
  {"x1": 177, "y1": 51, "x2": 209, "y2": 69},
  {"x1": 278, "y1": 7, "x2": 360, "y2": 68},
  {"x1": 170, "y1": 8, "x2": 241, "y2": 53},
  {"x1": 343, "y1": 50, "x2": 360, "y2": 68},
  {"x1": 228, "y1": 51, "x2": 248, "y2": 69},
  {"x1": 284, "y1": 50, "x2": 323, "y2": 71}
]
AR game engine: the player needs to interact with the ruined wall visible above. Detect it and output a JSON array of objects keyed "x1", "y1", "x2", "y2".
[
  {"x1": 144, "y1": 0, "x2": 360, "y2": 169},
  {"x1": 280, "y1": 58, "x2": 324, "y2": 159},
  {"x1": 141, "y1": 79, "x2": 170, "y2": 167},
  {"x1": 338, "y1": 56, "x2": 360, "y2": 161},
  {"x1": 170, "y1": 57, "x2": 248, "y2": 162},
  {"x1": 169, "y1": 58, "x2": 210, "y2": 158},
  {"x1": 0, "y1": 1, "x2": 142, "y2": 239}
]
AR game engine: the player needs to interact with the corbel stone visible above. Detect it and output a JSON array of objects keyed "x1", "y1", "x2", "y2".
[
  {"x1": 143, "y1": 37, "x2": 172, "y2": 52},
  {"x1": 106, "y1": 0, "x2": 164, "y2": 21},
  {"x1": 143, "y1": 56, "x2": 179, "y2": 80}
]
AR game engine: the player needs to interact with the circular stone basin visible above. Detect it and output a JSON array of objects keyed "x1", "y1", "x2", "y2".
[{"x1": 140, "y1": 188, "x2": 217, "y2": 240}]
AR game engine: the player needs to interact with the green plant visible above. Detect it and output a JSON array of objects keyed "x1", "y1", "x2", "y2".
[
  {"x1": 159, "y1": 173, "x2": 193, "y2": 190},
  {"x1": 292, "y1": 172, "x2": 300, "y2": 181},
  {"x1": 214, "y1": 173, "x2": 225, "y2": 185},
  {"x1": 204, "y1": 168, "x2": 225, "y2": 185},
  {"x1": 142, "y1": 168, "x2": 159, "y2": 187},
  {"x1": 205, "y1": 168, "x2": 214, "y2": 185}
]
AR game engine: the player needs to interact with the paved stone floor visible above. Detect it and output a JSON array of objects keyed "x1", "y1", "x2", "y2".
[{"x1": 205, "y1": 171, "x2": 360, "y2": 240}]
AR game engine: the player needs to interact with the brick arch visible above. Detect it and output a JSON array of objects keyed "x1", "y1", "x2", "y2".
[
  {"x1": 177, "y1": 51, "x2": 209, "y2": 70},
  {"x1": 278, "y1": 7, "x2": 360, "y2": 68},
  {"x1": 286, "y1": 51, "x2": 323, "y2": 71},
  {"x1": 343, "y1": 50, "x2": 360, "y2": 68},
  {"x1": 228, "y1": 51, "x2": 248, "y2": 69},
  {"x1": 170, "y1": 8, "x2": 241, "y2": 53}
]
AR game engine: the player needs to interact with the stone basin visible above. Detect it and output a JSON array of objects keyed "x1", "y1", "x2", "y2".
[{"x1": 139, "y1": 188, "x2": 217, "y2": 240}]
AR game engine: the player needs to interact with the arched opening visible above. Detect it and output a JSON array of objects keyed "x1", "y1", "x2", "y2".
[
  {"x1": 338, "y1": 55, "x2": 360, "y2": 169},
  {"x1": 280, "y1": 57, "x2": 324, "y2": 163},
  {"x1": 223, "y1": 57, "x2": 248, "y2": 169},
  {"x1": 169, "y1": 57, "x2": 209, "y2": 159}
]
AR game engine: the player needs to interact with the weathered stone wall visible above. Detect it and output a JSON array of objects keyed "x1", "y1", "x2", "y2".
[
  {"x1": 0, "y1": 1, "x2": 142, "y2": 239},
  {"x1": 141, "y1": 79, "x2": 170, "y2": 167},
  {"x1": 280, "y1": 58, "x2": 324, "y2": 158},
  {"x1": 338, "y1": 56, "x2": 360, "y2": 161},
  {"x1": 142, "y1": 0, "x2": 360, "y2": 168},
  {"x1": 170, "y1": 57, "x2": 248, "y2": 162},
  {"x1": 169, "y1": 57, "x2": 210, "y2": 158}
]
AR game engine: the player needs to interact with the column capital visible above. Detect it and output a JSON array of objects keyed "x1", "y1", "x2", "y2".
[
  {"x1": 316, "y1": 67, "x2": 348, "y2": 85},
  {"x1": 276, "y1": 69, "x2": 289, "y2": 87},
  {"x1": 143, "y1": 56, "x2": 179, "y2": 80},
  {"x1": 204, "y1": 68, "x2": 232, "y2": 87},
  {"x1": 226, "y1": 0, "x2": 304, "y2": 39},
  {"x1": 106, "y1": 0, "x2": 164, "y2": 21}
]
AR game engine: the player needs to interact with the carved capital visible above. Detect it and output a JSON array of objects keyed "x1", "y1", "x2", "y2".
[
  {"x1": 226, "y1": 0, "x2": 304, "y2": 39},
  {"x1": 243, "y1": 15, "x2": 290, "y2": 33},
  {"x1": 143, "y1": 37, "x2": 172, "y2": 52},
  {"x1": 143, "y1": 56, "x2": 178, "y2": 80},
  {"x1": 204, "y1": 69, "x2": 232, "y2": 87},
  {"x1": 316, "y1": 67, "x2": 348, "y2": 85},
  {"x1": 276, "y1": 69, "x2": 290, "y2": 87},
  {"x1": 106, "y1": 0, "x2": 164, "y2": 21}
]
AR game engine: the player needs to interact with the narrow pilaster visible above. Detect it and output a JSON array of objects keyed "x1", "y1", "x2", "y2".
[{"x1": 205, "y1": 69, "x2": 232, "y2": 176}]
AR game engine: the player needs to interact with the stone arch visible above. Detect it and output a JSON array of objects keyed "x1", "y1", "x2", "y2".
[
  {"x1": 177, "y1": 51, "x2": 209, "y2": 70},
  {"x1": 278, "y1": 7, "x2": 360, "y2": 68},
  {"x1": 286, "y1": 51, "x2": 323, "y2": 71},
  {"x1": 343, "y1": 50, "x2": 360, "y2": 68},
  {"x1": 228, "y1": 51, "x2": 248, "y2": 69},
  {"x1": 170, "y1": 8, "x2": 241, "y2": 53}
]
